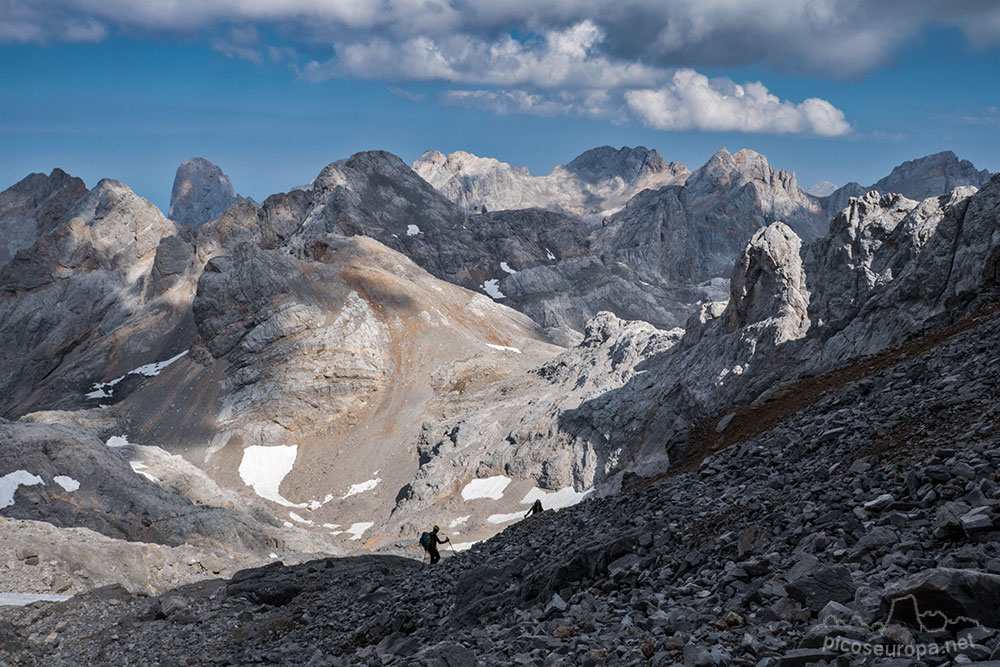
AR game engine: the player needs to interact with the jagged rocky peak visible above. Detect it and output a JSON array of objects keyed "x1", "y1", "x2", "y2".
[
  {"x1": 563, "y1": 145, "x2": 671, "y2": 184},
  {"x1": 168, "y1": 157, "x2": 239, "y2": 226},
  {"x1": 0, "y1": 167, "x2": 88, "y2": 268},
  {"x1": 688, "y1": 147, "x2": 796, "y2": 194},
  {"x1": 871, "y1": 150, "x2": 992, "y2": 201}
]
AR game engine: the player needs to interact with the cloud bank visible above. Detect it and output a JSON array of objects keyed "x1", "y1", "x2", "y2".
[{"x1": 5, "y1": 0, "x2": 997, "y2": 135}]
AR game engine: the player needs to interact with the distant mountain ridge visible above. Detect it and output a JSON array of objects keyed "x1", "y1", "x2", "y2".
[{"x1": 413, "y1": 145, "x2": 690, "y2": 223}]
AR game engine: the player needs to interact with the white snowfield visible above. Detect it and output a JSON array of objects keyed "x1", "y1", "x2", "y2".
[
  {"x1": 461, "y1": 476, "x2": 511, "y2": 501},
  {"x1": 480, "y1": 279, "x2": 505, "y2": 299},
  {"x1": 500, "y1": 262, "x2": 517, "y2": 274},
  {"x1": 53, "y1": 476, "x2": 80, "y2": 492},
  {"x1": 406, "y1": 224, "x2": 421, "y2": 236},
  {"x1": 342, "y1": 478, "x2": 381, "y2": 499},
  {"x1": 85, "y1": 350, "x2": 188, "y2": 401},
  {"x1": 520, "y1": 486, "x2": 593, "y2": 510},
  {"x1": 0, "y1": 593, "x2": 73, "y2": 607},
  {"x1": 449, "y1": 516, "x2": 470, "y2": 528},
  {"x1": 238, "y1": 445, "x2": 306, "y2": 507},
  {"x1": 451, "y1": 542, "x2": 477, "y2": 552},
  {"x1": 105, "y1": 435, "x2": 130, "y2": 448},
  {"x1": 346, "y1": 522, "x2": 374, "y2": 541},
  {"x1": 488, "y1": 486, "x2": 594, "y2": 524},
  {"x1": 0, "y1": 470, "x2": 44, "y2": 509}
]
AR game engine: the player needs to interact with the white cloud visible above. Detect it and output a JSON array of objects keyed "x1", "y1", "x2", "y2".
[
  {"x1": 625, "y1": 69, "x2": 851, "y2": 136},
  {"x1": 302, "y1": 21, "x2": 662, "y2": 90}
]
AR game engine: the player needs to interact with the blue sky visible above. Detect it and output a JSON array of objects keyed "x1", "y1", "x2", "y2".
[{"x1": 1, "y1": 1, "x2": 998, "y2": 212}]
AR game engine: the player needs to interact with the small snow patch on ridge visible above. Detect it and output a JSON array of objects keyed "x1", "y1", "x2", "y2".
[
  {"x1": 85, "y1": 350, "x2": 189, "y2": 402},
  {"x1": 500, "y1": 262, "x2": 517, "y2": 274},
  {"x1": 406, "y1": 224, "x2": 421, "y2": 236},
  {"x1": 451, "y1": 542, "x2": 477, "y2": 552},
  {"x1": 289, "y1": 512, "x2": 313, "y2": 525},
  {"x1": 129, "y1": 461, "x2": 159, "y2": 482},
  {"x1": 346, "y1": 522, "x2": 374, "y2": 540},
  {"x1": 449, "y1": 516, "x2": 470, "y2": 528},
  {"x1": 0, "y1": 471, "x2": 43, "y2": 509},
  {"x1": 480, "y1": 279, "x2": 505, "y2": 299},
  {"x1": 342, "y1": 478, "x2": 381, "y2": 499},
  {"x1": 461, "y1": 475, "x2": 511, "y2": 501},
  {"x1": 486, "y1": 343, "x2": 521, "y2": 354},
  {"x1": 546, "y1": 248, "x2": 555, "y2": 260},
  {"x1": 106, "y1": 435, "x2": 130, "y2": 448},
  {"x1": 487, "y1": 511, "x2": 524, "y2": 524},
  {"x1": 53, "y1": 476, "x2": 80, "y2": 492}
]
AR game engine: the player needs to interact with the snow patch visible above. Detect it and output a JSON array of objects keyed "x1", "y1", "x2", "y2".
[
  {"x1": 342, "y1": 478, "x2": 381, "y2": 499},
  {"x1": 480, "y1": 279, "x2": 505, "y2": 299},
  {"x1": 0, "y1": 471, "x2": 44, "y2": 509},
  {"x1": 238, "y1": 445, "x2": 306, "y2": 507},
  {"x1": 289, "y1": 512, "x2": 313, "y2": 525},
  {"x1": 105, "y1": 435, "x2": 130, "y2": 448},
  {"x1": 546, "y1": 248, "x2": 556, "y2": 260},
  {"x1": 500, "y1": 261, "x2": 517, "y2": 274},
  {"x1": 53, "y1": 476, "x2": 80, "y2": 492},
  {"x1": 487, "y1": 512, "x2": 524, "y2": 524},
  {"x1": 322, "y1": 523, "x2": 340, "y2": 530},
  {"x1": 461, "y1": 475, "x2": 511, "y2": 501},
  {"x1": 451, "y1": 542, "x2": 477, "y2": 552},
  {"x1": 406, "y1": 224, "x2": 421, "y2": 236},
  {"x1": 520, "y1": 486, "x2": 593, "y2": 510},
  {"x1": 346, "y1": 522, "x2": 374, "y2": 541},
  {"x1": 486, "y1": 343, "x2": 521, "y2": 354},
  {"x1": 449, "y1": 516, "x2": 470, "y2": 528}
]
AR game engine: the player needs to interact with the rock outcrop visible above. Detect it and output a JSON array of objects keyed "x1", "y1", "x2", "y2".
[{"x1": 168, "y1": 157, "x2": 242, "y2": 226}]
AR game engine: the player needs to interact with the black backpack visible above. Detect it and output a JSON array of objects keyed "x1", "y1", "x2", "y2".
[{"x1": 419, "y1": 532, "x2": 432, "y2": 551}]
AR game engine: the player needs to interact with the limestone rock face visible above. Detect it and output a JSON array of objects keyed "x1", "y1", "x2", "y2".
[
  {"x1": 0, "y1": 168, "x2": 87, "y2": 269},
  {"x1": 0, "y1": 179, "x2": 185, "y2": 417},
  {"x1": 412, "y1": 146, "x2": 689, "y2": 223},
  {"x1": 872, "y1": 151, "x2": 991, "y2": 201},
  {"x1": 168, "y1": 157, "x2": 241, "y2": 226},
  {"x1": 591, "y1": 148, "x2": 827, "y2": 294}
]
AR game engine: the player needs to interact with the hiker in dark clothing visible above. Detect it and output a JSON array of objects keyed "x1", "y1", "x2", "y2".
[
  {"x1": 525, "y1": 498, "x2": 543, "y2": 517},
  {"x1": 420, "y1": 525, "x2": 449, "y2": 564}
]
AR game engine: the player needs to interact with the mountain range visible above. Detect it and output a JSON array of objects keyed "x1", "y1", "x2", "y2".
[{"x1": 0, "y1": 144, "x2": 997, "y2": 650}]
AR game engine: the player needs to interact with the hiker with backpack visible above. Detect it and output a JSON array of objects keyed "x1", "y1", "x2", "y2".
[
  {"x1": 524, "y1": 498, "x2": 543, "y2": 518},
  {"x1": 419, "y1": 525, "x2": 450, "y2": 564}
]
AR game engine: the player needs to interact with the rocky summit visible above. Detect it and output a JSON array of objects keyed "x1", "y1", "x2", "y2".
[{"x1": 0, "y1": 146, "x2": 998, "y2": 667}]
